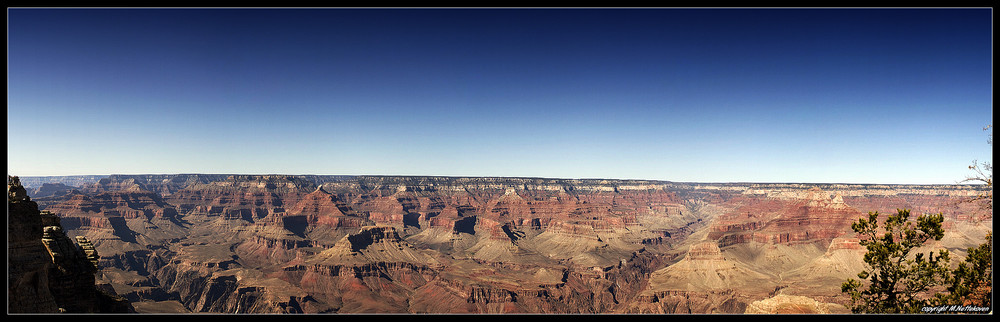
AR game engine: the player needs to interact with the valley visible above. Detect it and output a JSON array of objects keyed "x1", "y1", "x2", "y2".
[{"x1": 14, "y1": 174, "x2": 992, "y2": 314}]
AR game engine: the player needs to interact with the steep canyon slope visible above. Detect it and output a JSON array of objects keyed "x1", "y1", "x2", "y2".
[
  {"x1": 8, "y1": 176, "x2": 134, "y2": 313},
  {"x1": 13, "y1": 175, "x2": 991, "y2": 314}
]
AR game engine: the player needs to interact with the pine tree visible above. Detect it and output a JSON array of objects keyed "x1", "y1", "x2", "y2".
[
  {"x1": 841, "y1": 209, "x2": 952, "y2": 313},
  {"x1": 844, "y1": 124, "x2": 993, "y2": 313},
  {"x1": 938, "y1": 232, "x2": 992, "y2": 307}
]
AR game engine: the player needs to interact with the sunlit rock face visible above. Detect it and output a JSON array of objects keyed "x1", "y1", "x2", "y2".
[
  {"x1": 707, "y1": 188, "x2": 862, "y2": 248},
  {"x1": 19, "y1": 174, "x2": 992, "y2": 313},
  {"x1": 745, "y1": 294, "x2": 850, "y2": 314}
]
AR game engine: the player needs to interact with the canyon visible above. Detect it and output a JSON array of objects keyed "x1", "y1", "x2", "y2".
[{"x1": 9, "y1": 174, "x2": 992, "y2": 314}]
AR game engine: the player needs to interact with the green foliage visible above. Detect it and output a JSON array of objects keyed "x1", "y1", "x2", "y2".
[
  {"x1": 938, "y1": 232, "x2": 992, "y2": 307},
  {"x1": 944, "y1": 123, "x2": 993, "y2": 307},
  {"x1": 851, "y1": 123, "x2": 998, "y2": 313},
  {"x1": 841, "y1": 209, "x2": 952, "y2": 313}
]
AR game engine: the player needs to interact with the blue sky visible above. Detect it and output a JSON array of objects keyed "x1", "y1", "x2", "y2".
[{"x1": 7, "y1": 8, "x2": 993, "y2": 184}]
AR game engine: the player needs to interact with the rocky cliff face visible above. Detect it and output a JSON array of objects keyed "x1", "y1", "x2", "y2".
[
  {"x1": 8, "y1": 176, "x2": 134, "y2": 313},
  {"x1": 707, "y1": 188, "x2": 861, "y2": 248},
  {"x1": 17, "y1": 174, "x2": 992, "y2": 314},
  {"x1": 8, "y1": 176, "x2": 60, "y2": 313}
]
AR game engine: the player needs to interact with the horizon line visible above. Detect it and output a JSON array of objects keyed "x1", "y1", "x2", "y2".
[{"x1": 8, "y1": 173, "x2": 989, "y2": 186}]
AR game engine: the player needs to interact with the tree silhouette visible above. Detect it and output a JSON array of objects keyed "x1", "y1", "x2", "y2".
[{"x1": 961, "y1": 124, "x2": 992, "y2": 213}]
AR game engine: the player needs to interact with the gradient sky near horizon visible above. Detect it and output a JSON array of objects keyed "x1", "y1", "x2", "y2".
[{"x1": 7, "y1": 8, "x2": 993, "y2": 184}]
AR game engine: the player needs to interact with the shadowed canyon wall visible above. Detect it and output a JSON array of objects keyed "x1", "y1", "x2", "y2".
[{"x1": 8, "y1": 176, "x2": 134, "y2": 313}]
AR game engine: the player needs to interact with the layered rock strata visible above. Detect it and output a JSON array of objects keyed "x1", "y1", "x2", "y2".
[
  {"x1": 8, "y1": 176, "x2": 60, "y2": 313},
  {"x1": 18, "y1": 174, "x2": 992, "y2": 314},
  {"x1": 8, "y1": 176, "x2": 134, "y2": 313}
]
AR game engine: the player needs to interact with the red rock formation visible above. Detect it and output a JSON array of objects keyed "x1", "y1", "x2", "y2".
[
  {"x1": 45, "y1": 190, "x2": 179, "y2": 219},
  {"x1": 165, "y1": 175, "x2": 316, "y2": 221},
  {"x1": 284, "y1": 187, "x2": 372, "y2": 229},
  {"x1": 708, "y1": 188, "x2": 862, "y2": 247},
  {"x1": 19, "y1": 175, "x2": 990, "y2": 314}
]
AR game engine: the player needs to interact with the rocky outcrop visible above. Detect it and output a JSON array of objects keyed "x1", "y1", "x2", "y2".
[
  {"x1": 8, "y1": 176, "x2": 60, "y2": 313},
  {"x1": 745, "y1": 294, "x2": 849, "y2": 314},
  {"x1": 8, "y1": 176, "x2": 134, "y2": 313},
  {"x1": 41, "y1": 215, "x2": 100, "y2": 312}
]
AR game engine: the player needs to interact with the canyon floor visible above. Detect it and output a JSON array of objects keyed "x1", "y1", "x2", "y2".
[{"x1": 16, "y1": 174, "x2": 993, "y2": 314}]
